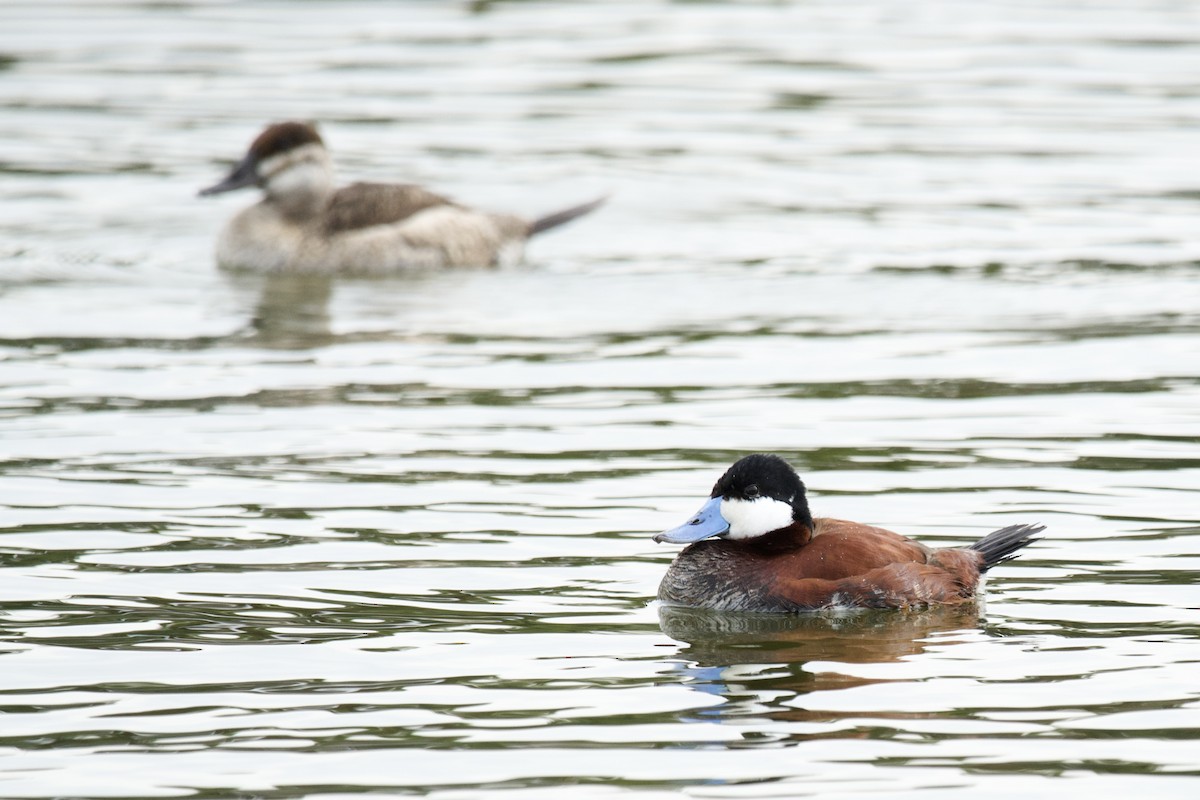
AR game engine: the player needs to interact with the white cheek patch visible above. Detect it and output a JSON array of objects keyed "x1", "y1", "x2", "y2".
[
  {"x1": 720, "y1": 497, "x2": 795, "y2": 540},
  {"x1": 260, "y1": 144, "x2": 331, "y2": 195}
]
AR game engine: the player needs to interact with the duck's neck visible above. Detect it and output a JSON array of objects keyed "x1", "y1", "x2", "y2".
[{"x1": 743, "y1": 521, "x2": 813, "y2": 555}]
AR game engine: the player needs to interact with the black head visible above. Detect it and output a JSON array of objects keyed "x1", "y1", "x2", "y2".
[
  {"x1": 715, "y1": 453, "x2": 809, "y2": 510},
  {"x1": 713, "y1": 453, "x2": 814, "y2": 543},
  {"x1": 713, "y1": 454, "x2": 813, "y2": 551},
  {"x1": 656, "y1": 454, "x2": 815, "y2": 550}
]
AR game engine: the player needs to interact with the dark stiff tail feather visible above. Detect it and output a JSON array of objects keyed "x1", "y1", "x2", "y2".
[
  {"x1": 528, "y1": 195, "x2": 607, "y2": 237},
  {"x1": 968, "y1": 523, "x2": 1044, "y2": 572}
]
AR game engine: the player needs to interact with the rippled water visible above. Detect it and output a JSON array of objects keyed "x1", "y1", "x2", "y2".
[{"x1": 2, "y1": 1, "x2": 1199, "y2": 797}]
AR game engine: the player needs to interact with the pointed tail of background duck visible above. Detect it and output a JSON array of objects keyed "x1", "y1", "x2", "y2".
[{"x1": 528, "y1": 195, "x2": 608, "y2": 236}]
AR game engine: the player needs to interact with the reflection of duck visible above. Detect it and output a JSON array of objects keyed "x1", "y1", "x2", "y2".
[
  {"x1": 656, "y1": 454, "x2": 1042, "y2": 612},
  {"x1": 660, "y1": 603, "x2": 982, "y2": 667},
  {"x1": 200, "y1": 121, "x2": 604, "y2": 274},
  {"x1": 237, "y1": 272, "x2": 335, "y2": 348},
  {"x1": 660, "y1": 604, "x2": 983, "y2": 727}
]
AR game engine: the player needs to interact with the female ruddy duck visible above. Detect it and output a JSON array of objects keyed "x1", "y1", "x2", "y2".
[
  {"x1": 200, "y1": 121, "x2": 604, "y2": 274},
  {"x1": 655, "y1": 454, "x2": 1042, "y2": 612}
]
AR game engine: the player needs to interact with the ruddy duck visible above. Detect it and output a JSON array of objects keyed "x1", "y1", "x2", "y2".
[
  {"x1": 199, "y1": 121, "x2": 604, "y2": 274},
  {"x1": 655, "y1": 454, "x2": 1042, "y2": 612}
]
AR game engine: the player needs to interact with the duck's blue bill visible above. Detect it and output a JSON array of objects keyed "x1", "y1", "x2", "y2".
[{"x1": 654, "y1": 496, "x2": 730, "y2": 543}]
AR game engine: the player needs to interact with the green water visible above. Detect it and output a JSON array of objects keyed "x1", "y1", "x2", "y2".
[{"x1": 1, "y1": 1, "x2": 1198, "y2": 797}]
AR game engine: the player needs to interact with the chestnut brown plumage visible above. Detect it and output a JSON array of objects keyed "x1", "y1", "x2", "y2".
[{"x1": 656, "y1": 455, "x2": 1043, "y2": 612}]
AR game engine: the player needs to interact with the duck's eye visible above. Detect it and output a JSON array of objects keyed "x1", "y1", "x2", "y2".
[{"x1": 745, "y1": 484, "x2": 759, "y2": 499}]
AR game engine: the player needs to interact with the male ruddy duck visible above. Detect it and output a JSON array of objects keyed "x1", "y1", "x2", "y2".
[
  {"x1": 655, "y1": 454, "x2": 1042, "y2": 612},
  {"x1": 199, "y1": 121, "x2": 604, "y2": 274}
]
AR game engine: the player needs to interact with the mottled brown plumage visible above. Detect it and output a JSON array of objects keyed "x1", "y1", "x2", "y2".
[{"x1": 321, "y1": 183, "x2": 458, "y2": 234}]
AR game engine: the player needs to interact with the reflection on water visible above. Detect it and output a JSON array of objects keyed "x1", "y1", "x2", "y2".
[
  {"x1": 660, "y1": 603, "x2": 983, "y2": 668},
  {"x1": 1, "y1": 0, "x2": 1199, "y2": 798},
  {"x1": 661, "y1": 605, "x2": 985, "y2": 723},
  {"x1": 240, "y1": 273, "x2": 336, "y2": 348}
]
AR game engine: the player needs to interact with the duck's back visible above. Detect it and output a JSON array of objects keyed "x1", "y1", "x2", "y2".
[
  {"x1": 322, "y1": 183, "x2": 456, "y2": 233},
  {"x1": 789, "y1": 519, "x2": 932, "y2": 580},
  {"x1": 320, "y1": 182, "x2": 530, "y2": 269}
]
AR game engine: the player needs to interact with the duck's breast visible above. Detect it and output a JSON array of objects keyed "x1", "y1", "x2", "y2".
[
  {"x1": 658, "y1": 543, "x2": 789, "y2": 612},
  {"x1": 216, "y1": 203, "x2": 308, "y2": 273}
]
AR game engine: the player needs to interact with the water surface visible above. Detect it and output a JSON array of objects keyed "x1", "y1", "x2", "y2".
[{"x1": 1, "y1": 1, "x2": 1199, "y2": 798}]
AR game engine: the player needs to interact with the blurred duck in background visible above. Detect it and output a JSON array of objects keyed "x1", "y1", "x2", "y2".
[{"x1": 200, "y1": 121, "x2": 604, "y2": 274}]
